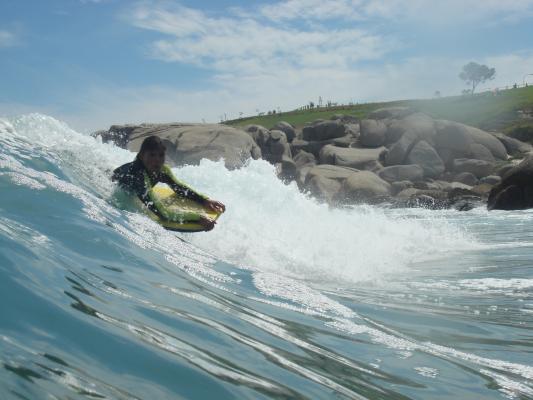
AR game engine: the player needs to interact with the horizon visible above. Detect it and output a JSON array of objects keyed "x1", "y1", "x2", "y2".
[{"x1": 1, "y1": 0, "x2": 533, "y2": 132}]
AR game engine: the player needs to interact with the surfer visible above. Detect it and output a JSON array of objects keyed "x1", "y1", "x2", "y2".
[{"x1": 112, "y1": 136, "x2": 225, "y2": 231}]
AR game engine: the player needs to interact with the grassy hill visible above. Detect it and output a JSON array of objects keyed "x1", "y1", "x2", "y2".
[{"x1": 226, "y1": 86, "x2": 533, "y2": 136}]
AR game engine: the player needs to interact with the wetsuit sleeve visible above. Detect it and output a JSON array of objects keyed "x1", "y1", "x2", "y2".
[{"x1": 160, "y1": 165, "x2": 209, "y2": 204}]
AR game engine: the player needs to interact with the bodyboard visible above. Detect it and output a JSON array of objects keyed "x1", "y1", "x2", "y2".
[{"x1": 143, "y1": 185, "x2": 222, "y2": 232}]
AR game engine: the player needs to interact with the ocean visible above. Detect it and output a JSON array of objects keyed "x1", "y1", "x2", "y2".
[{"x1": 0, "y1": 114, "x2": 532, "y2": 399}]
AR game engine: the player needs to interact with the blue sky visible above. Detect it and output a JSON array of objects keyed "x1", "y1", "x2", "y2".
[{"x1": 1, "y1": 0, "x2": 533, "y2": 131}]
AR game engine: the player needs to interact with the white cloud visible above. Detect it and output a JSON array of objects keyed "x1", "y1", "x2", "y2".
[
  {"x1": 127, "y1": 1, "x2": 394, "y2": 75},
  {"x1": 0, "y1": 30, "x2": 19, "y2": 47},
  {"x1": 258, "y1": 0, "x2": 533, "y2": 24}
]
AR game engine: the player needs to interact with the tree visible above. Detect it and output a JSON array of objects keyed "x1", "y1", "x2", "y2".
[{"x1": 459, "y1": 62, "x2": 495, "y2": 95}]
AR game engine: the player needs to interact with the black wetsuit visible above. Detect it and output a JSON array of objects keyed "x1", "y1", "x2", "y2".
[{"x1": 112, "y1": 158, "x2": 208, "y2": 222}]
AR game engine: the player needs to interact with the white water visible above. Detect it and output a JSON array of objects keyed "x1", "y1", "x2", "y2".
[{"x1": 2, "y1": 113, "x2": 480, "y2": 286}]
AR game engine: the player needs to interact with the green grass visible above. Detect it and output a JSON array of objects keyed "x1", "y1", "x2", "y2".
[{"x1": 226, "y1": 86, "x2": 533, "y2": 132}]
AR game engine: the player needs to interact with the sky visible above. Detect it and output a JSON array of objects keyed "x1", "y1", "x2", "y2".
[{"x1": 1, "y1": 0, "x2": 533, "y2": 132}]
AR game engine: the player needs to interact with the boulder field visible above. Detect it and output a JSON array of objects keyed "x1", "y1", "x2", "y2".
[{"x1": 94, "y1": 108, "x2": 533, "y2": 211}]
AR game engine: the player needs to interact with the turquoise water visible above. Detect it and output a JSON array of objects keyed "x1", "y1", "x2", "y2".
[{"x1": 0, "y1": 114, "x2": 532, "y2": 400}]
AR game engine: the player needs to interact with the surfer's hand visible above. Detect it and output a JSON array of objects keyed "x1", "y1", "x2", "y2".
[
  {"x1": 204, "y1": 199, "x2": 225, "y2": 213},
  {"x1": 198, "y1": 216, "x2": 216, "y2": 231}
]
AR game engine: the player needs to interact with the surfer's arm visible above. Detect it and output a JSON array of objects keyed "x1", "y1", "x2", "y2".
[{"x1": 160, "y1": 165, "x2": 209, "y2": 204}]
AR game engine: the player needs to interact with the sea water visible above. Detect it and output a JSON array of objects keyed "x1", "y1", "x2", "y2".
[{"x1": 0, "y1": 114, "x2": 532, "y2": 399}]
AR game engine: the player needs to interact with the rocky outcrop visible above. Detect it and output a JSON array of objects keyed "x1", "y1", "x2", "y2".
[
  {"x1": 405, "y1": 140, "x2": 445, "y2": 178},
  {"x1": 104, "y1": 123, "x2": 262, "y2": 169},
  {"x1": 319, "y1": 145, "x2": 385, "y2": 170},
  {"x1": 488, "y1": 154, "x2": 533, "y2": 210},
  {"x1": 272, "y1": 121, "x2": 296, "y2": 142},
  {"x1": 359, "y1": 119, "x2": 387, "y2": 147},
  {"x1": 95, "y1": 107, "x2": 533, "y2": 211},
  {"x1": 341, "y1": 171, "x2": 391, "y2": 204},
  {"x1": 302, "y1": 121, "x2": 346, "y2": 141},
  {"x1": 378, "y1": 165, "x2": 424, "y2": 183}
]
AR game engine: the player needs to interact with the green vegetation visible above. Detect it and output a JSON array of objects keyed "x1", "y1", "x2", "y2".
[{"x1": 226, "y1": 85, "x2": 533, "y2": 132}]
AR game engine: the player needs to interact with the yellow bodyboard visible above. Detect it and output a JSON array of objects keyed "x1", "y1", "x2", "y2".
[{"x1": 144, "y1": 186, "x2": 222, "y2": 232}]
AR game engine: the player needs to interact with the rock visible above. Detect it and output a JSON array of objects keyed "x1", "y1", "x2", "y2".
[
  {"x1": 123, "y1": 123, "x2": 261, "y2": 169},
  {"x1": 305, "y1": 164, "x2": 359, "y2": 183},
  {"x1": 359, "y1": 119, "x2": 387, "y2": 147},
  {"x1": 293, "y1": 151, "x2": 316, "y2": 186},
  {"x1": 488, "y1": 154, "x2": 533, "y2": 210},
  {"x1": 434, "y1": 120, "x2": 507, "y2": 165},
  {"x1": 302, "y1": 121, "x2": 346, "y2": 141},
  {"x1": 344, "y1": 123, "x2": 360, "y2": 138},
  {"x1": 294, "y1": 150, "x2": 316, "y2": 167},
  {"x1": 332, "y1": 134, "x2": 356, "y2": 148},
  {"x1": 378, "y1": 165, "x2": 424, "y2": 183},
  {"x1": 471, "y1": 183, "x2": 494, "y2": 197},
  {"x1": 93, "y1": 125, "x2": 134, "y2": 148},
  {"x1": 454, "y1": 172, "x2": 478, "y2": 186},
  {"x1": 492, "y1": 133, "x2": 533, "y2": 156},
  {"x1": 384, "y1": 119, "x2": 406, "y2": 144},
  {"x1": 319, "y1": 145, "x2": 385, "y2": 171},
  {"x1": 341, "y1": 171, "x2": 391, "y2": 204},
  {"x1": 391, "y1": 180, "x2": 414, "y2": 195},
  {"x1": 291, "y1": 138, "x2": 335, "y2": 157},
  {"x1": 405, "y1": 140, "x2": 445, "y2": 178},
  {"x1": 264, "y1": 130, "x2": 292, "y2": 164},
  {"x1": 469, "y1": 143, "x2": 495, "y2": 162},
  {"x1": 452, "y1": 158, "x2": 494, "y2": 178},
  {"x1": 466, "y1": 125, "x2": 507, "y2": 160},
  {"x1": 279, "y1": 157, "x2": 297, "y2": 181},
  {"x1": 507, "y1": 124, "x2": 533, "y2": 143},
  {"x1": 385, "y1": 114, "x2": 436, "y2": 165},
  {"x1": 306, "y1": 176, "x2": 342, "y2": 203},
  {"x1": 369, "y1": 106, "x2": 415, "y2": 120},
  {"x1": 495, "y1": 163, "x2": 516, "y2": 177},
  {"x1": 272, "y1": 121, "x2": 296, "y2": 142},
  {"x1": 245, "y1": 125, "x2": 271, "y2": 148},
  {"x1": 480, "y1": 175, "x2": 501, "y2": 185},
  {"x1": 406, "y1": 194, "x2": 441, "y2": 209}
]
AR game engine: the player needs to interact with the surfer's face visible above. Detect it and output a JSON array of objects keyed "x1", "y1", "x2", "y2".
[{"x1": 140, "y1": 149, "x2": 165, "y2": 173}]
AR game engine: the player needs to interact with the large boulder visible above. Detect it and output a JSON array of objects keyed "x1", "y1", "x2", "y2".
[
  {"x1": 454, "y1": 172, "x2": 478, "y2": 186},
  {"x1": 272, "y1": 121, "x2": 296, "y2": 142},
  {"x1": 405, "y1": 140, "x2": 445, "y2": 178},
  {"x1": 319, "y1": 145, "x2": 385, "y2": 171},
  {"x1": 306, "y1": 176, "x2": 342, "y2": 203},
  {"x1": 341, "y1": 171, "x2": 391, "y2": 204},
  {"x1": 245, "y1": 125, "x2": 271, "y2": 148},
  {"x1": 492, "y1": 133, "x2": 533, "y2": 156},
  {"x1": 263, "y1": 130, "x2": 292, "y2": 164},
  {"x1": 291, "y1": 138, "x2": 339, "y2": 157},
  {"x1": 245, "y1": 126, "x2": 292, "y2": 165},
  {"x1": 294, "y1": 151, "x2": 316, "y2": 186},
  {"x1": 359, "y1": 119, "x2": 387, "y2": 147},
  {"x1": 384, "y1": 113, "x2": 437, "y2": 165},
  {"x1": 434, "y1": 121, "x2": 507, "y2": 165},
  {"x1": 452, "y1": 158, "x2": 494, "y2": 178},
  {"x1": 378, "y1": 165, "x2": 424, "y2": 183},
  {"x1": 305, "y1": 164, "x2": 359, "y2": 183},
  {"x1": 488, "y1": 154, "x2": 533, "y2": 210},
  {"x1": 302, "y1": 121, "x2": 346, "y2": 141},
  {"x1": 123, "y1": 123, "x2": 261, "y2": 169}
]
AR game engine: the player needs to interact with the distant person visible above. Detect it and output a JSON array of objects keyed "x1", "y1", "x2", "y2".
[{"x1": 112, "y1": 136, "x2": 225, "y2": 231}]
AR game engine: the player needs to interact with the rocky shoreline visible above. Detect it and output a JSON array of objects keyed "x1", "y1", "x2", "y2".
[{"x1": 94, "y1": 107, "x2": 533, "y2": 211}]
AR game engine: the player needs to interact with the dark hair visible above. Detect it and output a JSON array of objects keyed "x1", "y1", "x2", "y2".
[{"x1": 137, "y1": 136, "x2": 166, "y2": 159}]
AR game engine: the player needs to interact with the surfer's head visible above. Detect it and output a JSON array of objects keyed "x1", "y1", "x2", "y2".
[{"x1": 137, "y1": 136, "x2": 166, "y2": 173}]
